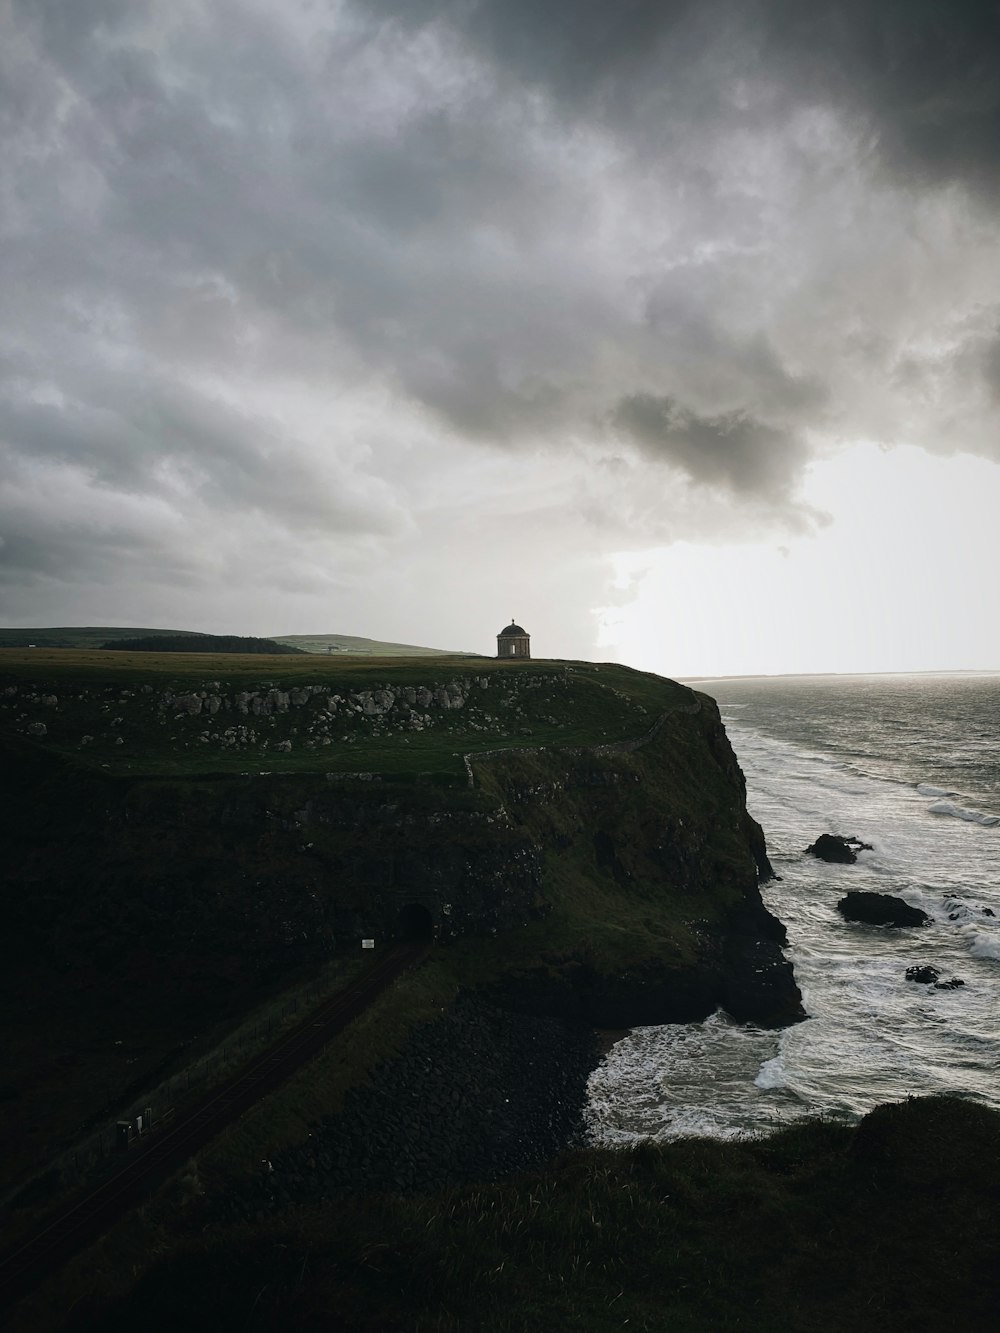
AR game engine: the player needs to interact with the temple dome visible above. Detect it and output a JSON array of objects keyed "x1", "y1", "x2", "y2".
[{"x1": 498, "y1": 622, "x2": 528, "y2": 637}]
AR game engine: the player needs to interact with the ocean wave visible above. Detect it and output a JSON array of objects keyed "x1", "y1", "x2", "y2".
[
  {"x1": 927, "y1": 800, "x2": 1000, "y2": 827},
  {"x1": 755, "y1": 1056, "x2": 786, "y2": 1090},
  {"x1": 917, "y1": 783, "x2": 957, "y2": 797},
  {"x1": 969, "y1": 935, "x2": 1000, "y2": 963},
  {"x1": 943, "y1": 897, "x2": 1000, "y2": 923}
]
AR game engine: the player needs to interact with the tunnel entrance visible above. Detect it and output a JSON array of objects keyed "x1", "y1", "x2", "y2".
[{"x1": 396, "y1": 902, "x2": 434, "y2": 941}]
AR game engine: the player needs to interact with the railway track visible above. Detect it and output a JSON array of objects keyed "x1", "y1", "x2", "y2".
[{"x1": 0, "y1": 938, "x2": 430, "y2": 1313}]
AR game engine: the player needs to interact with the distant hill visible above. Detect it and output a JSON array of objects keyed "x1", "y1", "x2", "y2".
[
  {"x1": 0, "y1": 627, "x2": 464, "y2": 655},
  {"x1": 0, "y1": 626, "x2": 205, "y2": 650},
  {"x1": 102, "y1": 634, "x2": 306, "y2": 655},
  {"x1": 269, "y1": 633, "x2": 469, "y2": 657}
]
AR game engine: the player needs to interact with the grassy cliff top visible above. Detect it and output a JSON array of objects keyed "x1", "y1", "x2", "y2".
[{"x1": 0, "y1": 653, "x2": 690, "y2": 780}]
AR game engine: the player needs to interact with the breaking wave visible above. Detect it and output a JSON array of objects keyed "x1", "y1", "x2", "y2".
[{"x1": 927, "y1": 800, "x2": 1000, "y2": 827}]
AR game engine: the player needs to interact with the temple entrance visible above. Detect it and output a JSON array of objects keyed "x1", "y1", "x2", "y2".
[{"x1": 396, "y1": 902, "x2": 434, "y2": 940}]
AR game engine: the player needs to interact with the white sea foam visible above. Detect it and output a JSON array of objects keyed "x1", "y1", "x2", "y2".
[
  {"x1": 969, "y1": 934, "x2": 1000, "y2": 962},
  {"x1": 917, "y1": 783, "x2": 956, "y2": 797},
  {"x1": 927, "y1": 799, "x2": 1000, "y2": 827},
  {"x1": 755, "y1": 1056, "x2": 786, "y2": 1090}
]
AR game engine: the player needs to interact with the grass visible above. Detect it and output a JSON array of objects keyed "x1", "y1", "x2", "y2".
[
  {"x1": 15, "y1": 1097, "x2": 998, "y2": 1332},
  {"x1": 0, "y1": 652, "x2": 688, "y2": 779}
]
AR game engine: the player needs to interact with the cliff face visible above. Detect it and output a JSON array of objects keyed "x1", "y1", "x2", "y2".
[
  {"x1": 468, "y1": 691, "x2": 801, "y2": 1028},
  {"x1": 2, "y1": 681, "x2": 799, "y2": 1023},
  {"x1": 0, "y1": 666, "x2": 801, "y2": 1194}
]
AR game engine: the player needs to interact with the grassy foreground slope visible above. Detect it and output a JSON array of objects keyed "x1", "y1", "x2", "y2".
[{"x1": 23, "y1": 1097, "x2": 1000, "y2": 1332}]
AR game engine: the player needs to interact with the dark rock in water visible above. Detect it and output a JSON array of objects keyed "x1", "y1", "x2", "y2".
[
  {"x1": 905, "y1": 965, "x2": 940, "y2": 984},
  {"x1": 983, "y1": 907, "x2": 996, "y2": 917},
  {"x1": 902, "y1": 962, "x2": 964, "y2": 989},
  {"x1": 838, "y1": 892, "x2": 931, "y2": 927},
  {"x1": 806, "y1": 833, "x2": 873, "y2": 864}
]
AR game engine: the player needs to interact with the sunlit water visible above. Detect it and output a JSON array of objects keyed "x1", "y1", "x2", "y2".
[{"x1": 585, "y1": 673, "x2": 1000, "y2": 1143}]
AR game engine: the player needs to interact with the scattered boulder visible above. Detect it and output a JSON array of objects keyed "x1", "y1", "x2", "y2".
[
  {"x1": 806, "y1": 834, "x2": 873, "y2": 864},
  {"x1": 26, "y1": 721, "x2": 47, "y2": 737},
  {"x1": 905, "y1": 965, "x2": 940, "y2": 985},
  {"x1": 838, "y1": 892, "x2": 931, "y2": 928},
  {"x1": 934, "y1": 977, "x2": 965, "y2": 991}
]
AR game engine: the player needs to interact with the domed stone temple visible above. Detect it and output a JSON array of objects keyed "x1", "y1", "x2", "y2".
[{"x1": 497, "y1": 621, "x2": 530, "y2": 659}]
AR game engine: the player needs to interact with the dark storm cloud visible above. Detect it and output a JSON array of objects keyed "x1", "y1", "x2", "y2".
[
  {"x1": 359, "y1": 0, "x2": 698, "y2": 104},
  {"x1": 763, "y1": 0, "x2": 1000, "y2": 194},
  {"x1": 363, "y1": 0, "x2": 1000, "y2": 191},
  {"x1": 3, "y1": 0, "x2": 1000, "y2": 621},
  {"x1": 612, "y1": 394, "x2": 805, "y2": 496}
]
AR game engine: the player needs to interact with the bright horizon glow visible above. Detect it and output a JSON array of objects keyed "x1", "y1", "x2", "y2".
[{"x1": 594, "y1": 443, "x2": 1000, "y2": 678}]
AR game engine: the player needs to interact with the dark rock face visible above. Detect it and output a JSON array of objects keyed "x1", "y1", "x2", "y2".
[
  {"x1": 905, "y1": 965, "x2": 940, "y2": 984},
  {"x1": 838, "y1": 892, "x2": 930, "y2": 927},
  {"x1": 905, "y1": 965, "x2": 963, "y2": 989},
  {"x1": 806, "y1": 834, "x2": 873, "y2": 864},
  {"x1": 483, "y1": 890, "x2": 804, "y2": 1030}
]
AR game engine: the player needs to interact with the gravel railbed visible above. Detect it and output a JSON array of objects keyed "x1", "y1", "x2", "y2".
[{"x1": 214, "y1": 993, "x2": 598, "y2": 1222}]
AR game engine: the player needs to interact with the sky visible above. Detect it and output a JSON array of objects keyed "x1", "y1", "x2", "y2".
[{"x1": 3, "y1": 0, "x2": 1000, "y2": 675}]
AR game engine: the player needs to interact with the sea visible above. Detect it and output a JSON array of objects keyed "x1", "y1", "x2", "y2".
[{"x1": 585, "y1": 672, "x2": 1000, "y2": 1143}]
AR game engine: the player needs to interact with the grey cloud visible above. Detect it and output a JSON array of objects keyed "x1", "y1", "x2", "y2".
[
  {"x1": 0, "y1": 507, "x2": 197, "y2": 589},
  {"x1": 0, "y1": 368, "x2": 400, "y2": 538},
  {"x1": 357, "y1": 0, "x2": 697, "y2": 105},
  {"x1": 611, "y1": 393, "x2": 806, "y2": 496},
  {"x1": 4, "y1": 0, "x2": 1000, "y2": 631},
  {"x1": 764, "y1": 0, "x2": 1000, "y2": 195},
  {"x1": 982, "y1": 332, "x2": 1000, "y2": 402},
  {"x1": 358, "y1": 1, "x2": 1000, "y2": 197}
]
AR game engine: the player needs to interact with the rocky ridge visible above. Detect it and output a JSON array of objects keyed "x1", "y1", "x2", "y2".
[{"x1": 0, "y1": 671, "x2": 612, "y2": 761}]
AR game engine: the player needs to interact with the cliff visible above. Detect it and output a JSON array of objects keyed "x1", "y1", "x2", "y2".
[{"x1": 0, "y1": 656, "x2": 801, "y2": 1203}]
